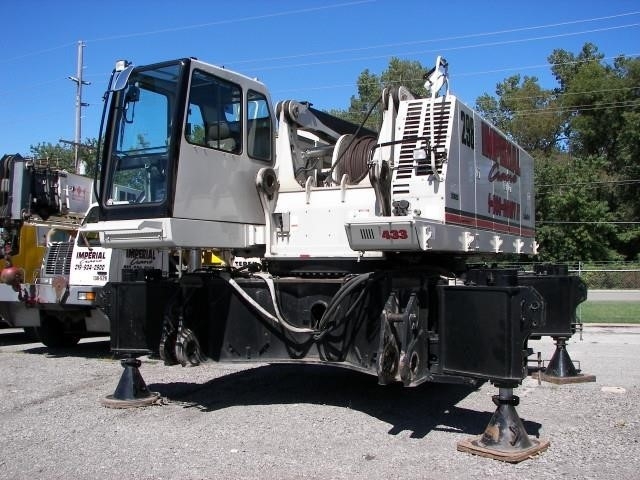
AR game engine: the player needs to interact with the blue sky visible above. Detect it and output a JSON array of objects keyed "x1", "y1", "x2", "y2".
[{"x1": 1, "y1": 0, "x2": 638, "y2": 158}]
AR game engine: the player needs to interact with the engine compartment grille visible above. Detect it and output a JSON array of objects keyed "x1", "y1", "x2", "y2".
[
  {"x1": 394, "y1": 99, "x2": 451, "y2": 188},
  {"x1": 43, "y1": 242, "x2": 74, "y2": 276}
]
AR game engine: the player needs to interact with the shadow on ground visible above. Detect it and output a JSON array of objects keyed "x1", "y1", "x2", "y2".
[
  {"x1": 1, "y1": 327, "x2": 111, "y2": 358},
  {"x1": 0, "y1": 328, "x2": 34, "y2": 347},
  {"x1": 23, "y1": 337, "x2": 112, "y2": 359},
  {"x1": 149, "y1": 363, "x2": 542, "y2": 439}
]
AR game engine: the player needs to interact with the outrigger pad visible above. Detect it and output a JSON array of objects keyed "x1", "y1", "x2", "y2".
[
  {"x1": 457, "y1": 437, "x2": 550, "y2": 463},
  {"x1": 457, "y1": 389, "x2": 550, "y2": 463},
  {"x1": 101, "y1": 358, "x2": 160, "y2": 409},
  {"x1": 540, "y1": 337, "x2": 596, "y2": 384},
  {"x1": 540, "y1": 372, "x2": 596, "y2": 385}
]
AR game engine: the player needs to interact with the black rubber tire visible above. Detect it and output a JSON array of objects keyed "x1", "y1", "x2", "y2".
[
  {"x1": 35, "y1": 316, "x2": 81, "y2": 348},
  {"x1": 22, "y1": 327, "x2": 41, "y2": 342}
]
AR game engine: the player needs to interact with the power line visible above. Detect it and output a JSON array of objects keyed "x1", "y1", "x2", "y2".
[
  {"x1": 0, "y1": 78, "x2": 66, "y2": 99},
  {"x1": 538, "y1": 221, "x2": 640, "y2": 224},
  {"x1": 227, "y1": 11, "x2": 640, "y2": 66},
  {"x1": 538, "y1": 179, "x2": 640, "y2": 188},
  {"x1": 485, "y1": 84, "x2": 640, "y2": 104},
  {"x1": 5, "y1": 13, "x2": 638, "y2": 103},
  {"x1": 271, "y1": 55, "x2": 640, "y2": 99},
  {"x1": 325, "y1": 98, "x2": 640, "y2": 122},
  {"x1": 86, "y1": 1, "x2": 375, "y2": 42},
  {"x1": 237, "y1": 23, "x2": 640, "y2": 72},
  {"x1": 537, "y1": 180, "x2": 640, "y2": 194},
  {"x1": 2, "y1": 1, "x2": 374, "y2": 63},
  {"x1": 510, "y1": 99, "x2": 640, "y2": 116},
  {"x1": 3, "y1": 41, "x2": 77, "y2": 63},
  {"x1": 453, "y1": 55, "x2": 640, "y2": 80},
  {"x1": 0, "y1": 109, "x2": 70, "y2": 129},
  {"x1": 9, "y1": 7, "x2": 633, "y2": 66}
]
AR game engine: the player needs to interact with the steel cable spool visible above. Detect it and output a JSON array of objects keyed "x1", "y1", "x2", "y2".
[{"x1": 331, "y1": 134, "x2": 377, "y2": 185}]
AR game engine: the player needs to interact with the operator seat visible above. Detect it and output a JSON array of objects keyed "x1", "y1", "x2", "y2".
[{"x1": 207, "y1": 122, "x2": 238, "y2": 153}]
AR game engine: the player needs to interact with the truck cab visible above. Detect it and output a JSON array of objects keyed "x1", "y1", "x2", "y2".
[{"x1": 32, "y1": 214, "x2": 170, "y2": 347}]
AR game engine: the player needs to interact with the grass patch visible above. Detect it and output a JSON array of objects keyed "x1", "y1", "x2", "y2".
[{"x1": 579, "y1": 301, "x2": 640, "y2": 324}]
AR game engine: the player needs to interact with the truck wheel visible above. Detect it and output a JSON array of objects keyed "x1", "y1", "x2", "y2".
[
  {"x1": 35, "y1": 316, "x2": 81, "y2": 348},
  {"x1": 23, "y1": 327, "x2": 40, "y2": 342}
]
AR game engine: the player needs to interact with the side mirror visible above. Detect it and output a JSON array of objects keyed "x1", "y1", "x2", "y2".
[{"x1": 124, "y1": 85, "x2": 140, "y2": 103}]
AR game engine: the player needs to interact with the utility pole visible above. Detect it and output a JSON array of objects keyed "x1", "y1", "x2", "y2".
[{"x1": 68, "y1": 41, "x2": 90, "y2": 174}]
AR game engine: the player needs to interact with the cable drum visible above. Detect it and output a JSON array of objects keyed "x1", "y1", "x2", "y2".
[
  {"x1": 0, "y1": 154, "x2": 18, "y2": 219},
  {"x1": 331, "y1": 134, "x2": 377, "y2": 185}
]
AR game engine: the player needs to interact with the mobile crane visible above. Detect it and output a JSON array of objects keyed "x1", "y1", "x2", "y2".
[{"x1": 82, "y1": 57, "x2": 588, "y2": 462}]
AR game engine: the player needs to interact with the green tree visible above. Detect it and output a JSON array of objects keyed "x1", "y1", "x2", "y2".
[
  {"x1": 548, "y1": 45, "x2": 640, "y2": 259},
  {"x1": 476, "y1": 43, "x2": 640, "y2": 261},
  {"x1": 535, "y1": 154, "x2": 618, "y2": 261},
  {"x1": 29, "y1": 142, "x2": 75, "y2": 171},
  {"x1": 380, "y1": 57, "x2": 428, "y2": 96},
  {"x1": 475, "y1": 75, "x2": 564, "y2": 154},
  {"x1": 614, "y1": 54, "x2": 640, "y2": 258},
  {"x1": 29, "y1": 138, "x2": 100, "y2": 177},
  {"x1": 329, "y1": 57, "x2": 429, "y2": 130},
  {"x1": 548, "y1": 42, "x2": 604, "y2": 92}
]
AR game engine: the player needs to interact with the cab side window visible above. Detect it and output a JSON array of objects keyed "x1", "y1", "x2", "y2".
[
  {"x1": 247, "y1": 90, "x2": 272, "y2": 161},
  {"x1": 185, "y1": 70, "x2": 241, "y2": 154}
]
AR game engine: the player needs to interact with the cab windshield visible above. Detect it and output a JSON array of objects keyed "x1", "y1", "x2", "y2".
[{"x1": 106, "y1": 62, "x2": 181, "y2": 205}]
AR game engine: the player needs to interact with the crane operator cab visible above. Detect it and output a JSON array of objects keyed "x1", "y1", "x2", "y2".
[{"x1": 91, "y1": 58, "x2": 275, "y2": 253}]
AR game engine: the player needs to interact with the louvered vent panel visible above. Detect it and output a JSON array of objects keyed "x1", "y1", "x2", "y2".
[
  {"x1": 359, "y1": 228, "x2": 375, "y2": 240},
  {"x1": 44, "y1": 242, "x2": 74, "y2": 276},
  {"x1": 396, "y1": 102, "x2": 424, "y2": 181},
  {"x1": 393, "y1": 100, "x2": 451, "y2": 196}
]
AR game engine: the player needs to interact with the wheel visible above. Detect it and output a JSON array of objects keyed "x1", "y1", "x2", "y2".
[
  {"x1": 35, "y1": 315, "x2": 81, "y2": 348},
  {"x1": 22, "y1": 327, "x2": 40, "y2": 342}
]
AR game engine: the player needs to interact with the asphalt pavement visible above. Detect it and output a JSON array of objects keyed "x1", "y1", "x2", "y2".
[{"x1": 587, "y1": 289, "x2": 640, "y2": 301}]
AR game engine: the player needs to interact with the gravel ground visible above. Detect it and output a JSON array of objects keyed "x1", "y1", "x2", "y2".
[{"x1": 0, "y1": 325, "x2": 638, "y2": 480}]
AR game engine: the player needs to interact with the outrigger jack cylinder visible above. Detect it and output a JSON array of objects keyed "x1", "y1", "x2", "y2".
[
  {"x1": 457, "y1": 387, "x2": 550, "y2": 463},
  {"x1": 101, "y1": 357, "x2": 160, "y2": 408}
]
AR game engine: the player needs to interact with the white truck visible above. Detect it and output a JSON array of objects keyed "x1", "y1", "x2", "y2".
[
  {"x1": 32, "y1": 225, "x2": 169, "y2": 347},
  {"x1": 0, "y1": 154, "x2": 169, "y2": 346}
]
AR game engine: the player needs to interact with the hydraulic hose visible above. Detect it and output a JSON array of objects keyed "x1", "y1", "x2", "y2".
[{"x1": 222, "y1": 272, "x2": 316, "y2": 335}]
